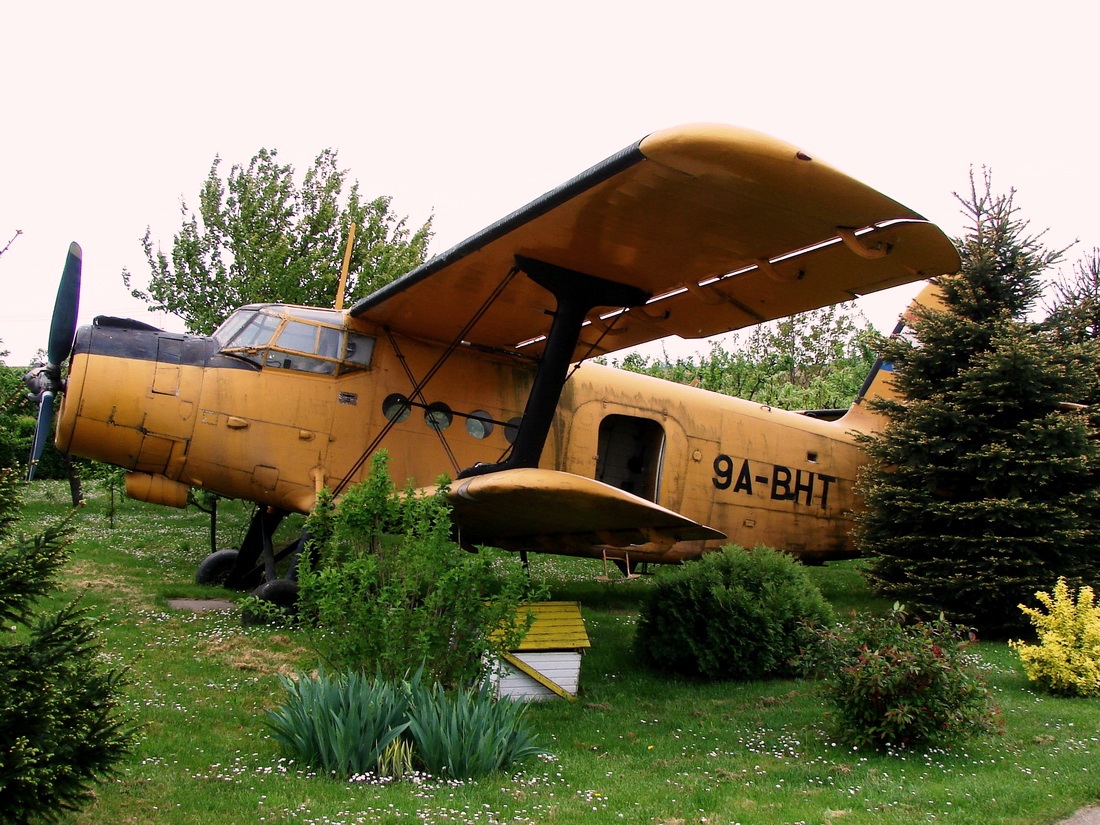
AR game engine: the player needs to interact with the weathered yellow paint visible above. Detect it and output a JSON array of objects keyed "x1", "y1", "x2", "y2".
[
  {"x1": 354, "y1": 125, "x2": 960, "y2": 361},
  {"x1": 124, "y1": 471, "x2": 189, "y2": 508},
  {"x1": 508, "y1": 602, "x2": 591, "y2": 651},
  {"x1": 52, "y1": 125, "x2": 960, "y2": 565},
  {"x1": 55, "y1": 293, "x2": 910, "y2": 561}
]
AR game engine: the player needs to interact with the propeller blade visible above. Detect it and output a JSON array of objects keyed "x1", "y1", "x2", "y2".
[
  {"x1": 27, "y1": 389, "x2": 55, "y2": 481},
  {"x1": 26, "y1": 242, "x2": 82, "y2": 481},
  {"x1": 47, "y1": 242, "x2": 82, "y2": 367}
]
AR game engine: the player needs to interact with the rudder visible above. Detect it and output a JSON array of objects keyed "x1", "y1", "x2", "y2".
[{"x1": 841, "y1": 281, "x2": 946, "y2": 429}]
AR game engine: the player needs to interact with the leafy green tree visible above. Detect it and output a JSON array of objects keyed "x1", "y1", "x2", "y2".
[
  {"x1": 614, "y1": 303, "x2": 878, "y2": 410},
  {"x1": 124, "y1": 148, "x2": 433, "y2": 334},
  {"x1": 0, "y1": 366, "x2": 66, "y2": 480},
  {"x1": 0, "y1": 227, "x2": 21, "y2": 357},
  {"x1": 0, "y1": 235, "x2": 20, "y2": 460},
  {"x1": 0, "y1": 459, "x2": 134, "y2": 821},
  {"x1": 0, "y1": 366, "x2": 29, "y2": 471},
  {"x1": 856, "y1": 172, "x2": 1100, "y2": 635}
]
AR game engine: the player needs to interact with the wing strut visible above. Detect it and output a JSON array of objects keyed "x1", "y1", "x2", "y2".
[{"x1": 458, "y1": 256, "x2": 649, "y2": 479}]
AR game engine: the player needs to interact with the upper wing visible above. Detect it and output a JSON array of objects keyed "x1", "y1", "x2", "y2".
[{"x1": 350, "y1": 124, "x2": 960, "y2": 360}]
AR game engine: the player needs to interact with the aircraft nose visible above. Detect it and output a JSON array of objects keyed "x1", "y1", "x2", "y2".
[
  {"x1": 53, "y1": 324, "x2": 93, "y2": 456},
  {"x1": 55, "y1": 319, "x2": 206, "y2": 478},
  {"x1": 22, "y1": 363, "x2": 56, "y2": 400}
]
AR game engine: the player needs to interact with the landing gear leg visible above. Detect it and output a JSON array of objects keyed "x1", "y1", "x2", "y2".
[
  {"x1": 597, "y1": 549, "x2": 642, "y2": 582},
  {"x1": 248, "y1": 518, "x2": 312, "y2": 620},
  {"x1": 238, "y1": 506, "x2": 285, "y2": 587},
  {"x1": 195, "y1": 505, "x2": 283, "y2": 591}
]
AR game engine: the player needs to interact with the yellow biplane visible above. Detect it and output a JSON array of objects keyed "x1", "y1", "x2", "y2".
[{"x1": 25, "y1": 124, "x2": 959, "y2": 603}]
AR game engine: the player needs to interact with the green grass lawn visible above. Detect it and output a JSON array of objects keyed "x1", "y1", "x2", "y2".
[{"x1": 17, "y1": 480, "x2": 1100, "y2": 824}]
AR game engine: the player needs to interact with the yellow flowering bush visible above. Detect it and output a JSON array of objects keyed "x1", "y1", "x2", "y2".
[{"x1": 1010, "y1": 579, "x2": 1100, "y2": 697}]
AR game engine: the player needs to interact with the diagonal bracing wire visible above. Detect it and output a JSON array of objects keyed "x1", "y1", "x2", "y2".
[{"x1": 332, "y1": 266, "x2": 521, "y2": 495}]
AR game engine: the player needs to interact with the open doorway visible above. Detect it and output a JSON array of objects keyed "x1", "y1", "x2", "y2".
[{"x1": 595, "y1": 415, "x2": 665, "y2": 502}]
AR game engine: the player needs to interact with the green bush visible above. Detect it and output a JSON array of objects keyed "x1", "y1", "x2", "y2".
[
  {"x1": 407, "y1": 681, "x2": 544, "y2": 779},
  {"x1": 297, "y1": 452, "x2": 538, "y2": 685},
  {"x1": 633, "y1": 545, "x2": 833, "y2": 680},
  {"x1": 800, "y1": 607, "x2": 1000, "y2": 750},
  {"x1": 1011, "y1": 578, "x2": 1100, "y2": 696},
  {"x1": 266, "y1": 669, "x2": 544, "y2": 780}
]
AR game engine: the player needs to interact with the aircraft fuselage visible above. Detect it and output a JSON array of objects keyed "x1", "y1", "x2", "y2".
[{"x1": 57, "y1": 303, "x2": 867, "y2": 563}]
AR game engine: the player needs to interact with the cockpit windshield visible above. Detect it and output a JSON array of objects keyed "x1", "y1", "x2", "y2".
[{"x1": 213, "y1": 305, "x2": 375, "y2": 375}]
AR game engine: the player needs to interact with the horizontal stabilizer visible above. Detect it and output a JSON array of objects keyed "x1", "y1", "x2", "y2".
[{"x1": 441, "y1": 468, "x2": 725, "y2": 550}]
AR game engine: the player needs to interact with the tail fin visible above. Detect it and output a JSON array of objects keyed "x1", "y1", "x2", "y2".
[{"x1": 840, "y1": 281, "x2": 945, "y2": 430}]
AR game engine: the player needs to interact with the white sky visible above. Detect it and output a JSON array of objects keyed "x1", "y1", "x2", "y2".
[{"x1": 2, "y1": 1, "x2": 1097, "y2": 366}]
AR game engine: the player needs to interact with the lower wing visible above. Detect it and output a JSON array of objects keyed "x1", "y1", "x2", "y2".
[{"x1": 438, "y1": 468, "x2": 724, "y2": 551}]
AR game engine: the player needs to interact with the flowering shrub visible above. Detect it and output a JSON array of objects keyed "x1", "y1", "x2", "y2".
[
  {"x1": 1010, "y1": 578, "x2": 1100, "y2": 697},
  {"x1": 799, "y1": 607, "x2": 999, "y2": 750}
]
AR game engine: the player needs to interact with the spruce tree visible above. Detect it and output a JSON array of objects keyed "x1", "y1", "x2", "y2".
[
  {"x1": 856, "y1": 173, "x2": 1100, "y2": 635},
  {"x1": 0, "y1": 465, "x2": 134, "y2": 822}
]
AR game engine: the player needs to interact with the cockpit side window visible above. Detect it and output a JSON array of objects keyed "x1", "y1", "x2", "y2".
[
  {"x1": 265, "y1": 352, "x2": 337, "y2": 375},
  {"x1": 318, "y1": 326, "x2": 342, "y2": 360},
  {"x1": 275, "y1": 320, "x2": 319, "y2": 353},
  {"x1": 212, "y1": 309, "x2": 256, "y2": 348},
  {"x1": 217, "y1": 308, "x2": 375, "y2": 377},
  {"x1": 339, "y1": 333, "x2": 375, "y2": 374},
  {"x1": 230, "y1": 313, "x2": 281, "y2": 349},
  {"x1": 264, "y1": 320, "x2": 344, "y2": 376}
]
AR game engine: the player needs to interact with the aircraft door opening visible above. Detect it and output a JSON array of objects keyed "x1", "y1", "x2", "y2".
[{"x1": 596, "y1": 415, "x2": 665, "y2": 502}]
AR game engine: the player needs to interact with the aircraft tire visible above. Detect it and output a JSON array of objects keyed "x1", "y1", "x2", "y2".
[
  {"x1": 253, "y1": 578, "x2": 299, "y2": 605},
  {"x1": 242, "y1": 580, "x2": 301, "y2": 624},
  {"x1": 195, "y1": 549, "x2": 241, "y2": 586}
]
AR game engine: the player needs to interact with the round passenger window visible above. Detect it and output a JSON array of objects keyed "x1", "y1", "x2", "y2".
[
  {"x1": 466, "y1": 410, "x2": 494, "y2": 439},
  {"x1": 382, "y1": 393, "x2": 412, "y2": 423},
  {"x1": 424, "y1": 402, "x2": 453, "y2": 432}
]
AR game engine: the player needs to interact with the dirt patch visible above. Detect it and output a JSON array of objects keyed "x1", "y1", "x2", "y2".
[
  {"x1": 64, "y1": 559, "x2": 144, "y2": 603},
  {"x1": 200, "y1": 631, "x2": 311, "y2": 677}
]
